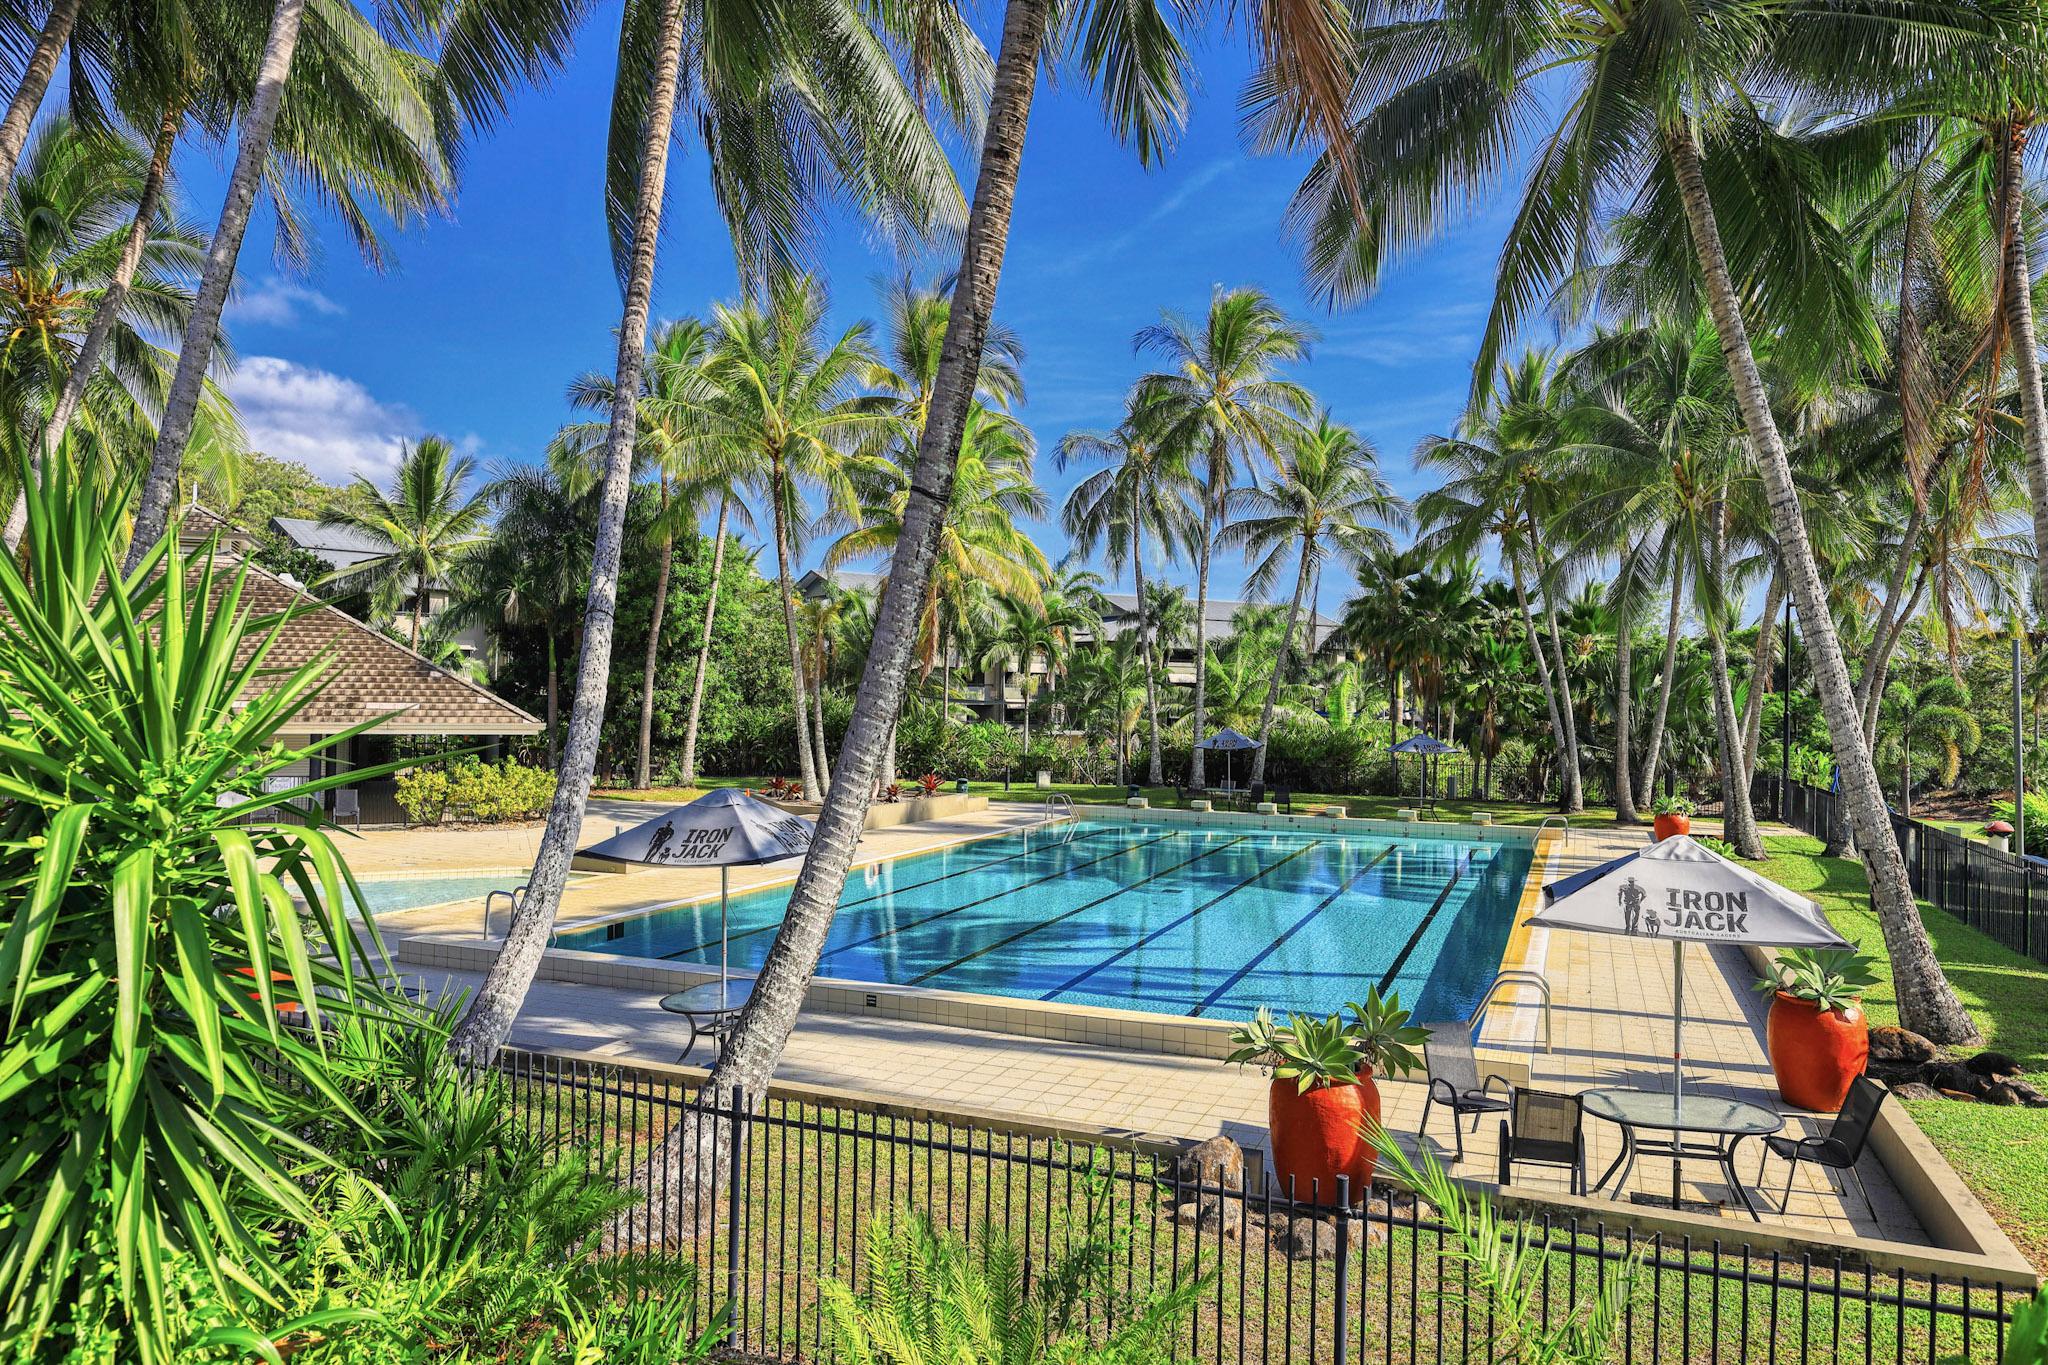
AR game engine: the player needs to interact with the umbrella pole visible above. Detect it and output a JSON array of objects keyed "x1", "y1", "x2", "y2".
[
  {"x1": 721, "y1": 866, "x2": 730, "y2": 995},
  {"x1": 1672, "y1": 936, "x2": 1685, "y2": 1107}
]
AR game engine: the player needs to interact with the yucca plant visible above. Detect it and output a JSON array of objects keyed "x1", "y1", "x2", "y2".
[
  {"x1": 0, "y1": 448, "x2": 414, "y2": 1358},
  {"x1": 1756, "y1": 947, "x2": 1881, "y2": 1013}
]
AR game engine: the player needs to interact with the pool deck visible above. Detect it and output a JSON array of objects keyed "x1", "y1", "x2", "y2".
[{"x1": 369, "y1": 809, "x2": 2017, "y2": 1263}]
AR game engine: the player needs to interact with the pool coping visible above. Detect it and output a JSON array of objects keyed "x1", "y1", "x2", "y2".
[{"x1": 393, "y1": 810, "x2": 1552, "y2": 1061}]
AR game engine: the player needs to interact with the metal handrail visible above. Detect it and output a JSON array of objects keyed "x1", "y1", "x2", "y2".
[
  {"x1": 1043, "y1": 793, "x2": 1074, "y2": 823},
  {"x1": 1535, "y1": 815, "x2": 1571, "y2": 848},
  {"x1": 483, "y1": 884, "x2": 528, "y2": 939},
  {"x1": 1470, "y1": 968, "x2": 1553, "y2": 1051}
]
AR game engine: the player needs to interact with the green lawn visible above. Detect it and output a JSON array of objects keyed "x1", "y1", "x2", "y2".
[{"x1": 1752, "y1": 833, "x2": 2048, "y2": 1266}]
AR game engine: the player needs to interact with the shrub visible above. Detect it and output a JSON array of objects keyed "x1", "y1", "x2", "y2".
[{"x1": 396, "y1": 757, "x2": 556, "y2": 825}]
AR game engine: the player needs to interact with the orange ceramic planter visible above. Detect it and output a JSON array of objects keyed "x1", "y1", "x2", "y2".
[
  {"x1": 1268, "y1": 1073, "x2": 1379, "y2": 1205},
  {"x1": 1652, "y1": 813, "x2": 1691, "y2": 842},
  {"x1": 1766, "y1": 991, "x2": 1868, "y2": 1111}
]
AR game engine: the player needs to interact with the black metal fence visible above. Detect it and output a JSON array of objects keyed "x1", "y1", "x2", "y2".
[
  {"x1": 496, "y1": 1047, "x2": 2021, "y2": 1364},
  {"x1": 1764, "y1": 776, "x2": 2048, "y2": 967}
]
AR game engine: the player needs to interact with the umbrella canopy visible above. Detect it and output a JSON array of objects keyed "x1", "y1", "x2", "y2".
[
  {"x1": 579, "y1": 787, "x2": 815, "y2": 868},
  {"x1": 1389, "y1": 733, "x2": 1457, "y2": 755},
  {"x1": 1529, "y1": 834, "x2": 1846, "y2": 1105},
  {"x1": 577, "y1": 788, "x2": 814, "y2": 990},
  {"x1": 1196, "y1": 727, "x2": 1263, "y2": 751}
]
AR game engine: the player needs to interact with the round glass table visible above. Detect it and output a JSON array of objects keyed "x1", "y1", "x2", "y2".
[
  {"x1": 657, "y1": 979, "x2": 754, "y2": 1063},
  {"x1": 1581, "y1": 1089, "x2": 1783, "y2": 1220}
]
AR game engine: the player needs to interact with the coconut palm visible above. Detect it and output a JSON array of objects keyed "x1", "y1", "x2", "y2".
[
  {"x1": 1416, "y1": 353, "x2": 1585, "y2": 811},
  {"x1": 1135, "y1": 287, "x2": 1314, "y2": 786},
  {"x1": 980, "y1": 593, "x2": 1058, "y2": 748},
  {"x1": 321, "y1": 437, "x2": 491, "y2": 648},
  {"x1": 1224, "y1": 412, "x2": 1405, "y2": 784},
  {"x1": 1877, "y1": 673, "x2": 1981, "y2": 817},
  {"x1": 1280, "y1": 0, "x2": 1983, "y2": 1038},
  {"x1": 1067, "y1": 634, "x2": 1148, "y2": 784},
  {"x1": 1058, "y1": 385, "x2": 1199, "y2": 784}
]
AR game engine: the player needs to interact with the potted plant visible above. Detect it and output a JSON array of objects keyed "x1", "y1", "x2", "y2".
[
  {"x1": 1225, "y1": 989, "x2": 1427, "y2": 1204},
  {"x1": 1650, "y1": 795, "x2": 1694, "y2": 842},
  {"x1": 917, "y1": 772, "x2": 943, "y2": 797},
  {"x1": 1754, "y1": 947, "x2": 1879, "y2": 1111}
]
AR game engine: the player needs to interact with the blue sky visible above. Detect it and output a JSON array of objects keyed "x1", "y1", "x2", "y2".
[{"x1": 187, "y1": 11, "x2": 1531, "y2": 614}]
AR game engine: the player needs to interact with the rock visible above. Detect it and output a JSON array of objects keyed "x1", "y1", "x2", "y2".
[
  {"x1": 1888, "y1": 1082, "x2": 1941, "y2": 1102},
  {"x1": 1921, "y1": 1061, "x2": 1986, "y2": 1096},
  {"x1": 1965, "y1": 1051, "x2": 2023, "y2": 1079},
  {"x1": 1172, "y1": 1199, "x2": 1243, "y2": 1238},
  {"x1": 1869, "y1": 1026, "x2": 1939, "y2": 1065},
  {"x1": 1979, "y1": 1082, "x2": 2024, "y2": 1107},
  {"x1": 1177, "y1": 1136, "x2": 1245, "y2": 1191},
  {"x1": 1937, "y1": 1089, "x2": 1979, "y2": 1103},
  {"x1": 2008, "y1": 1079, "x2": 2048, "y2": 1107},
  {"x1": 1273, "y1": 1217, "x2": 1338, "y2": 1260}
]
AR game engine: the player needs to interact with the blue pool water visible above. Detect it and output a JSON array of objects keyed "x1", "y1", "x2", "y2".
[
  {"x1": 554, "y1": 820, "x2": 1534, "y2": 1023},
  {"x1": 349, "y1": 872, "x2": 530, "y2": 917}
]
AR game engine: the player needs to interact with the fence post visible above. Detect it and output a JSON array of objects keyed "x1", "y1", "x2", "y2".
[
  {"x1": 726, "y1": 1087, "x2": 744, "y2": 1318},
  {"x1": 1333, "y1": 1174, "x2": 1351, "y2": 1364}
]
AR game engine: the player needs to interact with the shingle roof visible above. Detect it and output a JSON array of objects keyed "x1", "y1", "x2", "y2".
[{"x1": 182, "y1": 509, "x2": 541, "y2": 736}]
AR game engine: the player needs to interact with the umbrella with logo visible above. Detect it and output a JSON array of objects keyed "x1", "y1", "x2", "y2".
[
  {"x1": 1530, "y1": 834, "x2": 1847, "y2": 1104},
  {"x1": 1195, "y1": 726, "x2": 1263, "y2": 790},
  {"x1": 578, "y1": 787, "x2": 815, "y2": 990},
  {"x1": 1389, "y1": 732, "x2": 1457, "y2": 805}
]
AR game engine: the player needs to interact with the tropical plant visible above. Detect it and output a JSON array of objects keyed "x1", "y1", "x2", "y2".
[
  {"x1": 1649, "y1": 794, "x2": 1695, "y2": 817},
  {"x1": 1224, "y1": 412, "x2": 1404, "y2": 784},
  {"x1": 1224, "y1": 988, "x2": 1427, "y2": 1090},
  {"x1": 322, "y1": 436, "x2": 492, "y2": 646},
  {"x1": 1136, "y1": 287, "x2": 1314, "y2": 786},
  {"x1": 1367, "y1": 1123, "x2": 1639, "y2": 1365},
  {"x1": 1876, "y1": 673, "x2": 1982, "y2": 816},
  {"x1": 0, "y1": 451, "x2": 408, "y2": 1358},
  {"x1": 1756, "y1": 948, "x2": 1881, "y2": 1013},
  {"x1": 820, "y1": 1204, "x2": 1203, "y2": 1365}
]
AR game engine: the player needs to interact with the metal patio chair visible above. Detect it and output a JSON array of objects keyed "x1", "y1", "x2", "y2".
[
  {"x1": 1756, "y1": 1074, "x2": 1887, "y2": 1222},
  {"x1": 1498, "y1": 1088, "x2": 1586, "y2": 1195},
  {"x1": 1419, "y1": 1025, "x2": 1513, "y2": 1161}
]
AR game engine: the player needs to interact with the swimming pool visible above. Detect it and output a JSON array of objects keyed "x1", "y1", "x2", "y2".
[
  {"x1": 349, "y1": 872, "x2": 529, "y2": 918},
  {"x1": 554, "y1": 819, "x2": 1534, "y2": 1023}
]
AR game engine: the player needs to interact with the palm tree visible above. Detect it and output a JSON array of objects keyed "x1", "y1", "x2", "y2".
[
  {"x1": 321, "y1": 437, "x2": 491, "y2": 648},
  {"x1": 1135, "y1": 287, "x2": 1313, "y2": 782},
  {"x1": 1058, "y1": 385, "x2": 1198, "y2": 785},
  {"x1": 1067, "y1": 634, "x2": 1147, "y2": 784},
  {"x1": 1281, "y1": 0, "x2": 1982, "y2": 1038},
  {"x1": 1417, "y1": 354, "x2": 1584, "y2": 811},
  {"x1": 980, "y1": 594, "x2": 1058, "y2": 748},
  {"x1": 1877, "y1": 673, "x2": 1980, "y2": 818},
  {"x1": 1224, "y1": 412, "x2": 1404, "y2": 784}
]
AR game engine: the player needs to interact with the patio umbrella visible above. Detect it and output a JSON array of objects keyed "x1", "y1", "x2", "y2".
[
  {"x1": 1195, "y1": 727, "x2": 1262, "y2": 789},
  {"x1": 1389, "y1": 733, "x2": 1457, "y2": 805},
  {"x1": 1529, "y1": 834, "x2": 1847, "y2": 1105},
  {"x1": 578, "y1": 788, "x2": 815, "y2": 990}
]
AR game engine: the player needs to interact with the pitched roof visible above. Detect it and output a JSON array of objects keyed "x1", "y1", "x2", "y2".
[
  {"x1": 270, "y1": 515, "x2": 398, "y2": 569},
  {"x1": 180, "y1": 510, "x2": 541, "y2": 736}
]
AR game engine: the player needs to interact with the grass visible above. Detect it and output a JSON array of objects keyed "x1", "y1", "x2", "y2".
[
  {"x1": 1751, "y1": 833, "x2": 2048, "y2": 1266},
  {"x1": 594, "y1": 778, "x2": 1621, "y2": 829}
]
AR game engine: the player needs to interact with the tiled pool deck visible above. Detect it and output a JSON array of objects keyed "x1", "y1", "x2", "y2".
[{"x1": 368, "y1": 807, "x2": 2023, "y2": 1269}]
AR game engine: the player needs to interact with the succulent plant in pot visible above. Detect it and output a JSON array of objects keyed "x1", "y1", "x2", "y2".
[
  {"x1": 1649, "y1": 795, "x2": 1694, "y2": 841},
  {"x1": 1226, "y1": 988, "x2": 1427, "y2": 1205},
  {"x1": 1755, "y1": 947, "x2": 1879, "y2": 1111}
]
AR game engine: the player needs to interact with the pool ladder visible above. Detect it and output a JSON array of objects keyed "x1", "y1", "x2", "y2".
[
  {"x1": 1042, "y1": 793, "x2": 1080, "y2": 842},
  {"x1": 482, "y1": 884, "x2": 528, "y2": 939},
  {"x1": 1470, "y1": 969, "x2": 1553, "y2": 1052}
]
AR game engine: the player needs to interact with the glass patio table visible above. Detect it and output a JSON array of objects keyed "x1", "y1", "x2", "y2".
[
  {"x1": 657, "y1": 979, "x2": 753, "y2": 1063},
  {"x1": 1582, "y1": 1088, "x2": 1783, "y2": 1220}
]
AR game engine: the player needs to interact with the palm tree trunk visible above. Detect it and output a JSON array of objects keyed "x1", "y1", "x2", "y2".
[
  {"x1": 1996, "y1": 121, "x2": 2048, "y2": 616},
  {"x1": 635, "y1": 528, "x2": 674, "y2": 789},
  {"x1": 1742, "y1": 564, "x2": 1786, "y2": 778},
  {"x1": 811, "y1": 667, "x2": 833, "y2": 790},
  {"x1": 615, "y1": 0, "x2": 1055, "y2": 1234},
  {"x1": 679, "y1": 499, "x2": 729, "y2": 787},
  {"x1": 1509, "y1": 556, "x2": 1570, "y2": 810},
  {"x1": 1540, "y1": 579, "x2": 1583, "y2": 812},
  {"x1": 1708, "y1": 497, "x2": 1764, "y2": 857},
  {"x1": 1132, "y1": 526, "x2": 1164, "y2": 786},
  {"x1": 769, "y1": 469, "x2": 821, "y2": 794},
  {"x1": 1638, "y1": 567, "x2": 1685, "y2": 802},
  {"x1": 545, "y1": 632, "x2": 559, "y2": 770},
  {"x1": 0, "y1": 0, "x2": 83, "y2": 194},
  {"x1": 1189, "y1": 454, "x2": 1224, "y2": 787},
  {"x1": 1252, "y1": 538, "x2": 1312, "y2": 786},
  {"x1": 1667, "y1": 117, "x2": 1978, "y2": 1045},
  {"x1": 1613, "y1": 602, "x2": 1637, "y2": 823},
  {"x1": 447, "y1": 0, "x2": 691, "y2": 1066},
  {"x1": 126, "y1": 0, "x2": 307, "y2": 572},
  {"x1": 5, "y1": 102, "x2": 180, "y2": 551}
]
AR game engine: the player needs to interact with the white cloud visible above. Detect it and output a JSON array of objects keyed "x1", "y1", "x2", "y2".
[
  {"x1": 227, "y1": 356, "x2": 420, "y2": 484},
  {"x1": 1320, "y1": 300, "x2": 1490, "y2": 367},
  {"x1": 228, "y1": 277, "x2": 346, "y2": 327}
]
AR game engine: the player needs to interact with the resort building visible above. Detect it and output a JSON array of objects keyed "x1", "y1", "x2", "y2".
[{"x1": 268, "y1": 515, "x2": 489, "y2": 661}]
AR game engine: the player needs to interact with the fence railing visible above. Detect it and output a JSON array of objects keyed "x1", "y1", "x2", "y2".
[
  {"x1": 1762, "y1": 776, "x2": 2048, "y2": 967},
  {"x1": 497, "y1": 1046, "x2": 2020, "y2": 1364}
]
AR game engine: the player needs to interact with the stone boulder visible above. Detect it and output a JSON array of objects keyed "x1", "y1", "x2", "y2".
[
  {"x1": 1888, "y1": 1082, "x2": 1941, "y2": 1102},
  {"x1": 1868, "y1": 1026, "x2": 1938, "y2": 1066},
  {"x1": 1177, "y1": 1136, "x2": 1245, "y2": 1191},
  {"x1": 1172, "y1": 1198, "x2": 1244, "y2": 1238}
]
